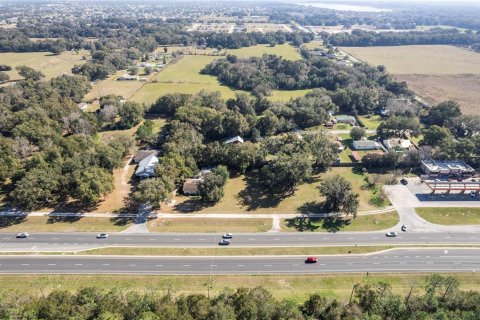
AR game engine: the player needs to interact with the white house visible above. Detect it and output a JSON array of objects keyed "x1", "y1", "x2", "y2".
[
  {"x1": 224, "y1": 136, "x2": 244, "y2": 144},
  {"x1": 135, "y1": 154, "x2": 159, "y2": 178},
  {"x1": 383, "y1": 138, "x2": 412, "y2": 151},
  {"x1": 353, "y1": 140, "x2": 380, "y2": 150},
  {"x1": 118, "y1": 74, "x2": 138, "y2": 81}
]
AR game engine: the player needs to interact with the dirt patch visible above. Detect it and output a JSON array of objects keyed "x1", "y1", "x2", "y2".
[{"x1": 395, "y1": 74, "x2": 480, "y2": 115}]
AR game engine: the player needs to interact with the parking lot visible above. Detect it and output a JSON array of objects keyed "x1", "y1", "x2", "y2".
[{"x1": 384, "y1": 177, "x2": 480, "y2": 208}]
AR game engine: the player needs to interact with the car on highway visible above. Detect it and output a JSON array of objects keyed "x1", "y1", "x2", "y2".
[
  {"x1": 218, "y1": 239, "x2": 230, "y2": 246},
  {"x1": 386, "y1": 231, "x2": 398, "y2": 237},
  {"x1": 96, "y1": 233, "x2": 109, "y2": 239},
  {"x1": 16, "y1": 232, "x2": 29, "y2": 238},
  {"x1": 305, "y1": 257, "x2": 318, "y2": 264},
  {"x1": 400, "y1": 178, "x2": 408, "y2": 185},
  {"x1": 470, "y1": 191, "x2": 476, "y2": 198},
  {"x1": 222, "y1": 233, "x2": 233, "y2": 239}
]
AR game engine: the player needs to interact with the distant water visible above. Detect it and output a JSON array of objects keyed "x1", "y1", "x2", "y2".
[{"x1": 300, "y1": 3, "x2": 391, "y2": 12}]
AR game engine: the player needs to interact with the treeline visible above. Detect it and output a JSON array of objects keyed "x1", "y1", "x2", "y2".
[
  {"x1": 324, "y1": 29, "x2": 480, "y2": 47},
  {"x1": 202, "y1": 54, "x2": 412, "y2": 114},
  {"x1": 0, "y1": 72, "x2": 136, "y2": 210},
  {"x1": 1, "y1": 274, "x2": 478, "y2": 320}
]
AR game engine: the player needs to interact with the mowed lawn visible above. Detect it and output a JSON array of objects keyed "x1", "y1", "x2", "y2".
[
  {"x1": 281, "y1": 212, "x2": 399, "y2": 232},
  {"x1": 147, "y1": 218, "x2": 272, "y2": 233},
  {"x1": 228, "y1": 43, "x2": 302, "y2": 60},
  {"x1": 167, "y1": 167, "x2": 391, "y2": 214},
  {"x1": 416, "y1": 207, "x2": 480, "y2": 225},
  {"x1": 0, "y1": 50, "x2": 89, "y2": 80},
  {"x1": 0, "y1": 217, "x2": 132, "y2": 233}
]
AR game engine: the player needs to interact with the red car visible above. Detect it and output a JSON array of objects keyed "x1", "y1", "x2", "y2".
[{"x1": 305, "y1": 257, "x2": 318, "y2": 264}]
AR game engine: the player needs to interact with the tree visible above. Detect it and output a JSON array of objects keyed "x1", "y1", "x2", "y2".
[
  {"x1": 131, "y1": 178, "x2": 173, "y2": 208},
  {"x1": 318, "y1": 175, "x2": 359, "y2": 216},
  {"x1": 144, "y1": 66, "x2": 153, "y2": 75},
  {"x1": 198, "y1": 166, "x2": 229, "y2": 202},
  {"x1": 377, "y1": 116, "x2": 421, "y2": 138},
  {"x1": 135, "y1": 120, "x2": 156, "y2": 144},
  {"x1": 74, "y1": 167, "x2": 114, "y2": 205},
  {"x1": 50, "y1": 75, "x2": 91, "y2": 103},
  {"x1": 421, "y1": 125, "x2": 451, "y2": 146},
  {"x1": 0, "y1": 137, "x2": 17, "y2": 181},
  {"x1": 15, "y1": 65, "x2": 44, "y2": 81},
  {"x1": 0, "y1": 71, "x2": 10, "y2": 83},
  {"x1": 350, "y1": 127, "x2": 366, "y2": 141},
  {"x1": 99, "y1": 105, "x2": 119, "y2": 124},
  {"x1": 304, "y1": 132, "x2": 338, "y2": 170},
  {"x1": 426, "y1": 101, "x2": 462, "y2": 126},
  {"x1": 117, "y1": 102, "x2": 144, "y2": 129},
  {"x1": 128, "y1": 66, "x2": 139, "y2": 75}
]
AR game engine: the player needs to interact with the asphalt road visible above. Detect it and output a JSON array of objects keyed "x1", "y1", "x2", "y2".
[
  {"x1": 0, "y1": 249, "x2": 477, "y2": 274},
  {"x1": 2, "y1": 232, "x2": 480, "y2": 252}
]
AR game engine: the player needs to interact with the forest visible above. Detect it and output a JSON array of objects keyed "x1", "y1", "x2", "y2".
[{"x1": 0, "y1": 274, "x2": 478, "y2": 320}]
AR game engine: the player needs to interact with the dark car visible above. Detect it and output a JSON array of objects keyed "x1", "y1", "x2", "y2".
[
  {"x1": 401, "y1": 225, "x2": 407, "y2": 232},
  {"x1": 400, "y1": 178, "x2": 408, "y2": 185},
  {"x1": 218, "y1": 239, "x2": 230, "y2": 246},
  {"x1": 305, "y1": 257, "x2": 318, "y2": 264}
]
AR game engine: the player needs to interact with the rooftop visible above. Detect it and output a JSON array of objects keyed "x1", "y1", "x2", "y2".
[{"x1": 422, "y1": 160, "x2": 475, "y2": 172}]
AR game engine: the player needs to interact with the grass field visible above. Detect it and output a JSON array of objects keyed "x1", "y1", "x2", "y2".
[
  {"x1": 282, "y1": 212, "x2": 398, "y2": 232},
  {"x1": 268, "y1": 89, "x2": 312, "y2": 101},
  {"x1": 147, "y1": 218, "x2": 272, "y2": 233},
  {"x1": 0, "y1": 217, "x2": 132, "y2": 232},
  {"x1": 416, "y1": 207, "x2": 480, "y2": 225},
  {"x1": 228, "y1": 43, "x2": 301, "y2": 60},
  {"x1": 341, "y1": 45, "x2": 480, "y2": 75},
  {"x1": 357, "y1": 115, "x2": 383, "y2": 130},
  {"x1": 2, "y1": 273, "x2": 480, "y2": 302},
  {"x1": 0, "y1": 50, "x2": 89, "y2": 80},
  {"x1": 81, "y1": 246, "x2": 390, "y2": 256},
  {"x1": 167, "y1": 167, "x2": 391, "y2": 214},
  {"x1": 341, "y1": 45, "x2": 480, "y2": 115}
]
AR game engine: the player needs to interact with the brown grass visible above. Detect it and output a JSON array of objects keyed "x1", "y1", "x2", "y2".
[
  {"x1": 0, "y1": 217, "x2": 131, "y2": 232},
  {"x1": 147, "y1": 218, "x2": 272, "y2": 233}
]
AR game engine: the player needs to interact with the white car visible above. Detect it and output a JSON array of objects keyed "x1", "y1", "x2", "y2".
[
  {"x1": 218, "y1": 239, "x2": 230, "y2": 245},
  {"x1": 96, "y1": 233, "x2": 109, "y2": 239},
  {"x1": 16, "y1": 232, "x2": 29, "y2": 238},
  {"x1": 222, "y1": 233, "x2": 233, "y2": 239},
  {"x1": 386, "y1": 231, "x2": 398, "y2": 237}
]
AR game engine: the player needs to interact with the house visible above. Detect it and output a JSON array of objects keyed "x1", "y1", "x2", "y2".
[
  {"x1": 183, "y1": 178, "x2": 201, "y2": 195},
  {"x1": 224, "y1": 136, "x2": 244, "y2": 144},
  {"x1": 353, "y1": 140, "x2": 380, "y2": 150},
  {"x1": 383, "y1": 138, "x2": 412, "y2": 151},
  {"x1": 421, "y1": 160, "x2": 476, "y2": 178},
  {"x1": 135, "y1": 154, "x2": 158, "y2": 178},
  {"x1": 133, "y1": 150, "x2": 157, "y2": 164},
  {"x1": 335, "y1": 115, "x2": 357, "y2": 126},
  {"x1": 118, "y1": 74, "x2": 138, "y2": 81}
]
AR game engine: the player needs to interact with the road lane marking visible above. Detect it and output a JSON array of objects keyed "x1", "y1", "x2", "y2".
[
  {"x1": 373, "y1": 262, "x2": 380, "y2": 265},
  {"x1": 48, "y1": 264, "x2": 56, "y2": 266},
  {"x1": 52, "y1": 238, "x2": 59, "y2": 240},
  {"x1": 183, "y1": 265, "x2": 191, "y2": 267},
  {"x1": 237, "y1": 264, "x2": 245, "y2": 267},
  {"x1": 75, "y1": 264, "x2": 83, "y2": 266},
  {"x1": 198, "y1": 239, "x2": 206, "y2": 241},
  {"x1": 318, "y1": 263, "x2": 326, "y2": 266},
  {"x1": 21, "y1": 264, "x2": 29, "y2": 266},
  {"x1": 323, "y1": 238, "x2": 330, "y2": 240},
  {"x1": 174, "y1": 239, "x2": 181, "y2": 241},
  {"x1": 129, "y1": 264, "x2": 136, "y2": 267},
  {"x1": 155, "y1": 265, "x2": 163, "y2": 267},
  {"x1": 264, "y1": 264, "x2": 272, "y2": 267},
  {"x1": 102, "y1": 264, "x2": 110, "y2": 266},
  {"x1": 210, "y1": 264, "x2": 218, "y2": 267},
  {"x1": 248, "y1": 239, "x2": 256, "y2": 241}
]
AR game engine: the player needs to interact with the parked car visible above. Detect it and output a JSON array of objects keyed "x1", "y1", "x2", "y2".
[
  {"x1": 470, "y1": 192, "x2": 477, "y2": 198},
  {"x1": 386, "y1": 231, "x2": 398, "y2": 237},
  {"x1": 97, "y1": 233, "x2": 108, "y2": 239},
  {"x1": 16, "y1": 232, "x2": 29, "y2": 238},
  {"x1": 218, "y1": 239, "x2": 230, "y2": 246},
  {"x1": 222, "y1": 233, "x2": 233, "y2": 239},
  {"x1": 305, "y1": 257, "x2": 318, "y2": 264},
  {"x1": 400, "y1": 178, "x2": 408, "y2": 185}
]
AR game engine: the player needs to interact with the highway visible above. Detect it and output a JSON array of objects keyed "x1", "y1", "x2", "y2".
[
  {"x1": 1, "y1": 232, "x2": 480, "y2": 252},
  {"x1": 0, "y1": 249, "x2": 478, "y2": 274}
]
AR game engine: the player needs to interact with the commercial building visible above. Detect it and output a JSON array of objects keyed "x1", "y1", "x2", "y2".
[{"x1": 421, "y1": 160, "x2": 476, "y2": 179}]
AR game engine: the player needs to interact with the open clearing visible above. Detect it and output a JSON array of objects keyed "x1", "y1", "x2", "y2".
[
  {"x1": 282, "y1": 212, "x2": 398, "y2": 232},
  {"x1": 0, "y1": 50, "x2": 89, "y2": 80},
  {"x1": 2, "y1": 273, "x2": 480, "y2": 302},
  {"x1": 416, "y1": 207, "x2": 480, "y2": 225},
  {"x1": 228, "y1": 43, "x2": 301, "y2": 60},
  {"x1": 341, "y1": 45, "x2": 480, "y2": 115},
  {"x1": 147, "y1": 218, "x2": 272, "y2": 233},
  {"x1": 0, "y1": 217, "x2": 132, "y2": 232},
  {"x1": 166, "y1": 167, "x2": 391, "y2": 214}
]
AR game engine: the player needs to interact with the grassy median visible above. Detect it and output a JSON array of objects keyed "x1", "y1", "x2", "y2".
[
  {"x1": 416, "y1": 207, "x2": 480, "y2": 225},
  {"x1": 147, "y1": 218, "x2": 272, "y2": 233}
]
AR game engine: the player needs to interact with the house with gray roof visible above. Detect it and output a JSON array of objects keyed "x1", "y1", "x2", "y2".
[{"x1": 135, "y1": 154, "x2": 158, "y2": 178}]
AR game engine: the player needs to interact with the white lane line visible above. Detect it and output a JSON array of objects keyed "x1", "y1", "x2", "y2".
[
  {"x1": 21, "y1": 264, "x2": 29, "y2": 266},
  {"x1": 426, "y1": 256, "x2": 430, "y2": 258},
  {"x1": 48, "y1": 264, "x2": 56, "y2": 266},
  {"x1": 76, "y1": 238, "x2": 84, "y2": 240},
  {"x1": 347, "y1": 237, "x2": 354, "y2": 240},
  {"x1": 52, "y1": 238, "x2": 60, "y2": 240},
  {"x1": 373, "y1": 262, "x2": 380, "y2": 265},
  {"x1": 454, "y1": 262, "x2": 462, "y2": 265},
  {"x1": 210, "y1": 264, "x2": 218, "y2": 267},
  {"x1": 183, "y1": 265, "x2": 191, "y2": 267},
  {"x1": 298, "y1": 238, "x2": 306, "y2": 240},
  {"x1": 31, "y1": 246, "x2": 38, "y2": 249},
  {"x1": 248, "y1": 239, "x2": 256, "y2": 241},
  {"x1": 264, "y1": 264, "x2": 272, "y2": 267},
  {"x1": 102, "y1": 264, "x2": 110, "y2": 266},
  {"x1": 273, "y1": 238, "x2": 280, "y2": 241},
  {"x1": 75, "y1": 264, "x2": 83, "y2": 266},
  {"x1": 444, "y1": 236, "x2": 452, "y2": 239},
  {"x1": 323, "y1": 238, "x2": 330, "y2": 240},
  {"x1": 155, "y1": 265, "x2": 163, "y2": 267},
  {"x1": 198, "y1": 239, "x2": 206, "y2": 241},
  {"x1": 129, "y1": 264, "x2": 136, "y2": 267},
  {"x1": 149, "y1": 239, "x2": 157, "y2": 241},
  {"x1": 318, "y1": 263, "x2": 327, "y2": 266},
  {"x1": 420, "y1": 236, "x2": 427, "y2": 239},
  {"x1": 237, "y1": 264, "x2": 246, "y2": 267}
]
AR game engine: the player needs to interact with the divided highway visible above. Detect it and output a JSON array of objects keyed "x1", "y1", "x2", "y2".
[
  {"x1": 0, "y1": 249, "x2": 478, "y2": 275},
  {"x1": 1, "y1": 232, "x2": 480, "y2": 252}
]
